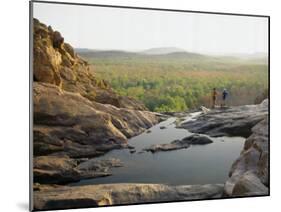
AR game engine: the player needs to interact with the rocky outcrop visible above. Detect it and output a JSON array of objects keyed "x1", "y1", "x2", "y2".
[
  {"x1": 224, "y1": 115, "x2": 269, "y2": 196},
  {"x1": 34, "y1": 155, "x2": 122, "y2": 184},
  {"x1": 33, "y1": 19, "x2": 159, "y2": 184},
  {"x1": 33, "y1": 18, "x2": 147, "y2": 110},
  {"x1": 33, "y1": 82, "x2": 158, "y2": 158},
  {"x1": 179, "y1": 100, "x2": 268, "y2": 138},
  {"x1": 34, "y1": 183, "x2": 224, "y2": 210},
  {"x1": 144, "y1": 134, "x2": 213, "y2": 153}
]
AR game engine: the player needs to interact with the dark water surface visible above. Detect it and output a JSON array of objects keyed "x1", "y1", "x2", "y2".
[{"x1": 73, "y1": 112, "x2": 244, "y2": 186}]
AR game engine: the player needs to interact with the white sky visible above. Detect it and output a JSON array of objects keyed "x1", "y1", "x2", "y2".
[{"x1": 33, "y1": 2, "x2": 268, "y2": 54}]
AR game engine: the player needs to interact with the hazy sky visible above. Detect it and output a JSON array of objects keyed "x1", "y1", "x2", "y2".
[{"x1": 33, "y1": 2, "x2": 268, "y2": 54}]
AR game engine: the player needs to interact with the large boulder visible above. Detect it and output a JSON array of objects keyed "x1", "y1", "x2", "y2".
[
  {"x1": 52, "y1": 31, "x2": 64, "y2": 48},
  {"x1": 231, "y1": 171, "x2": 268, "y2": 196},
  {"x1": 224, "y1": 115, "x2": 269, "y2": 196}
]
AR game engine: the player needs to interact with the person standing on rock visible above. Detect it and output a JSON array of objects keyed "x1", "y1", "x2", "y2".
[
  {"x1": 212, "y1": 88, "x2": 218, "y2": 108},
  {"x1": 221, "y1": 88, "x2": 228, "y2": 107}
]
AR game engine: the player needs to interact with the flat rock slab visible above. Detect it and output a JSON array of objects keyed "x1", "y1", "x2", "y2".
[
  {"x1": 33, "y1": 183, "x2": 224, "y2": 210},
  {"x1": 34, "y1": 82, "x2": 159, "y2": 155},
  {"x1": 144, "y1": 142, "x2": 189, "y2": 153},
  {"x1": 179, "y1": 100, "x2": 268, "y2": 138},
  {"x1": 144, "y1": 134, "x2": 213, "y2": 153},
  {"x1": 34, "y1": 156, "x2": 123, "y2": 184}
]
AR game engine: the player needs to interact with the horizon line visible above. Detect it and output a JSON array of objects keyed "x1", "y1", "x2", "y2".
[{"x1": 74, "y1": 47, "x2": 268, "y2": 56}]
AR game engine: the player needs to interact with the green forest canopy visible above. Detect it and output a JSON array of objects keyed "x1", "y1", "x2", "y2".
[{"x1": 80, "y1": 51, "x2": 268, "y2": 112}]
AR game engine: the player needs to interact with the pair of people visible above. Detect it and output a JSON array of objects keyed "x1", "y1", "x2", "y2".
[{"x1": 212, "y1": 88, "x2": 228, "y2": 108}]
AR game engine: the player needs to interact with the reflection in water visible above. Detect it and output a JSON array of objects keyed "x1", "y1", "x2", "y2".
[{"x1": 73, "y1": 113, "x2": 244, "y2": 186}]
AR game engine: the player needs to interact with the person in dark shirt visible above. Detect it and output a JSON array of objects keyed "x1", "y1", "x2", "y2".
[{"x1": 222, "y1": 88, "x2": 228, "y2": 107}]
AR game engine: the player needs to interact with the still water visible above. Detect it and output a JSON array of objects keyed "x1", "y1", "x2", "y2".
[{"x1": 73, "y1": 112, "x2": 244, "y2": 186}]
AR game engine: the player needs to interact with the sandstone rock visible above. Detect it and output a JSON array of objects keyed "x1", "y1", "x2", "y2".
[
  {"x1": 33, "y1": 32, "x2": 158, "y2": 185},
  {"x1": 77, "y1": 158, "x2": 123, "y2": 172},
  {"x1": 63, "y1": 43, "x2": 75, "y2": 58},
  {"x1": 33, "y1": 183, "x2": 224, "y2": 210},
  {"x1": 33, "y1": 36, "x2": 62, "y2": 86},
  {"x1": 224, "y1": 115, "x2": 269, "y2": 196},
  {"x1": 94, "y1": 87, "x2": 147, "y2": 110},
  {"x1": 33, "y1": 18, "x2": 150, "y2": 111},
  {"x1": 32, "y1": 80, "x2": 157, "y2": 184},
  {"x1": 33, "y1": 82, "x2": 127, "y2": 148},
  {"x1": 53, "y1": 31, "x2": 64, "y2": 48},
  {"x1": 144, "y1": 134, "x2": 213, "y2": 153},
  {"x1": 32, "y1": 20, "x2": 159, "y2": 161},
  {"x1": 144, "y1": 142, "x2": 189, "y2": 153},
  {"x1": 33, "y1": 156, "x2": 123, "y2": 184},
  {"x1": 33, "y1": 155, "x2": 81, "y2": 184},
  {"x1": 33, "y1": 82, "x2": 158, "y2": 158},
  {"x1": 231, "y1": 171, "x2": 268, "y2": 196},
  {"x1": 179, "y1": 100, "x2": 268, "y2": 138}
]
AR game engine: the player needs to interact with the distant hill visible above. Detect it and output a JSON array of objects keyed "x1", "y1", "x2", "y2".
[
  {"x1": 75, "y1": 49, "x2": 139, "y2": 59},
  {"x1": 76, "y1": 48, "x2": 207, "y2": 61},
  {"x1": 75, "y1": 48, "x2": 122, "y2": 58},
  {"x1": 75, "y1": 48, "x2": 267, "y2": 64},
  {"x1": 141, "y1": 47, "x2": 187, "y2": 55},
  {"x1": 153, "y1": 51, "x2": 206, "y2": 59}
]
